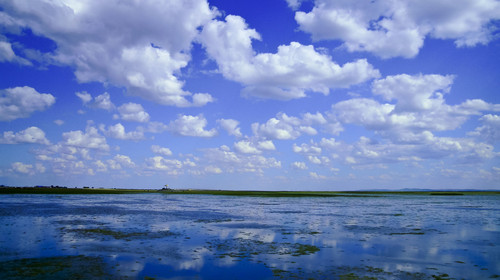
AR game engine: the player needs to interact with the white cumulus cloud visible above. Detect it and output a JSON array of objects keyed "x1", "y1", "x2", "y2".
[
  {"x1": 168, "y1": 115, "x2": 217, "y2": 137},
  {"x1": 62, "y1": 126, "x2": 109, "y2": 151},
  {"x1": 469, "y1": 114, "x2": 500, "y2": 143},
  {"x1": 101, "y1": 123, "x2": 144, "y2": 141},
  {"x1": 117, "y1": 102, "x2": 150, "y2": 123},
  {"x1": 1, "y1": 126, "x2": 50, "y2": 145},
  {"x1": 294, "y1": 0, "x2": 500, "y2": 58},
  {"x1": 203, "y1": 145, "x2": 281, "y2": 174},
  {"x1": 199, "y1": 15, "x2": 380, "y2": 100},
  {"x1": 332, "y1": 74, "x2": 500, "y2": 143},
  {"x1": 151, "y1": 145, "x2": 173, "y2": 156},
  {"x1": 1, "y1": 0, "x2": 216, "y2": 107},
  {"x1": 76, "y1": 92, "x2": 115, "y2": 111},
  {"x1": 251, "y1": 112, "x2": 323, "y2": 140},
  {"x1": 0, "y1": 40, "x2": 30, "y2": 65},
  {"x1": 0, "y1": 86, "x2": 55, "y2": 121},
  {"x1": 10, "y1": 162, "x2": 33, "y2": 174},
  {"x1": 217, "y1": 119, "x2": 243, "y2": 137},
  {"x1": 292, "y1": 161, "x2": 308, "y2": 170}
]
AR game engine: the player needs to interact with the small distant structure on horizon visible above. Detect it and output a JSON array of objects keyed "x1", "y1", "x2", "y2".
[{"x1": 161, "y1": 184, "x2": 172, "y2": 191}]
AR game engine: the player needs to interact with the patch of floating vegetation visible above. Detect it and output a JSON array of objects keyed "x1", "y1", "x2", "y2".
[
  {"x1": 344, "y1": 225, "x2": 438, "y2": 236},
  {"x1": 55, "y1": 219, "x2": 108, "y2": 226},
  {"x1": 0, "y1": 255, "x2": 111, "y2": 279},
  {"x1": 207, "y1": 238, "x2": 320, "y2": 260},
  {"x1": 194, "y1": 218, "x2": 232, "y2": 223},
  {"x1": 270, "y1": 265, "x2": 457, "y2": 280},
  {"x1": 431, "y1": 273, "x2": 452, "y2": 280},
  {"x1": 389, "y1": 228, "x2": 425, "y2": 235},
  {"x1": 281, "y1": 229, "x2": 321, "y2": 235},
  {"x1": 218, "y1": 222, "x2": 277, "y2": 229},
  {"x1": 66, "y1": 227, "x2": 179, "y2": 240}
]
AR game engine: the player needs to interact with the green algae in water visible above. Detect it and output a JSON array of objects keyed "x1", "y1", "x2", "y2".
[
  {"x1": 67, "y1": 227, "x2": 178, "y2": 240},
  {"x1": 194, "y1": 218, "x2": 232, "y2": 223},
  {"x1": 0, "y1": 255, "x2": 111, "y2": 279},
  {"x1": 211, "y1": 238, "x2": 320, "y2": 259},
  {"x1": 269, "y1": 265, "x2": 432, "y2": 280}
]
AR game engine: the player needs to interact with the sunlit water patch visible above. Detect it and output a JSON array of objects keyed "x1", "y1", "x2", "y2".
[{"x1": 0, "y1": 194, "x2": 499, "y2": 279}]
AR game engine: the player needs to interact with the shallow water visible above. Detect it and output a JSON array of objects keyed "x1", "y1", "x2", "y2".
[{"x1": 0, "y1": 194, "x2": 499, "y2": 279}]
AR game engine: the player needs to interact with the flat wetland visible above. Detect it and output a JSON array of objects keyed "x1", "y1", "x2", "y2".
[{"x1": 1, "y1": 188, "x2": 499, "y2": 279}]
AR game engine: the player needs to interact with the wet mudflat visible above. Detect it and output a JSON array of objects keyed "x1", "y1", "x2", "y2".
[{"x1": 0, "y1": 193, "x2": 499, "y2": 279}]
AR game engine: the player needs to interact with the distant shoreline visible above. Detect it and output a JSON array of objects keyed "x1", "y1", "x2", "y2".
[
  {"x1": 1, "y1": 186, "x2": 499, "y2": 196},
  {"x1": 0, "y1": 186, "x2": 159, "y2": 194}
]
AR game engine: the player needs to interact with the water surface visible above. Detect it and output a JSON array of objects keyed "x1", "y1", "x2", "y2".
[{"x1": 0, "y1": 194, "x2": 499, "y2": 279}]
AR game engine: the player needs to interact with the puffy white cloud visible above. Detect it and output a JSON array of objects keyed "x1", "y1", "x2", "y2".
[
  {"x1": 62, "y1": 126, "x2": 109, "y2": 151},
  {"x1": 0, "y1": 40, "x2": 16, "y2": 61},
  {"x1": 94, "y1": 160, "x2": 107, "y2": 172},
  {"x1": 203, "y1": 145, "x2": 240, "y2": 164},
  {"x1": 0, "y1": 86, "x2": 55, "y2": 121},
  {"x1": 257, "y1": 140, "x2": 276, "y2": 151},
  {"x1": 108, "y1": 154, "x2": 135, "y2": 169},
  {"x1": 203, "y1": 145, "x2": 281, "y2": 174},
  {"x1": 199, "y1": 15, "x2": 379, "y2": 100},
  {"x1": 291, "y1": 161, "x2": 308, "y2": 170},
  {"x1": 292, "y1": 142, "x2": 322, "y2": 154},
  {"x1": 0, "y1": 40, "x2": 30, "y2": 65},
  {"x1": 101, "y1": 123, "x2": 144, "y2": 141},
  {"x1": 75, "y1": 91, "x2": 92, "y2": 104},
  {"x1": 372, "y1": 74, "x2": 454, "y2": 112},
  {"x1": 457, "y1": 100, "x2": 500, "y2": 115},
  {"x1": 252, "y1": 112, "x2": 322, "y2": 140},
  {"x1": 35, "y1": 163, "x2": 46, "y2": 173},
  {"x1": 295, "y1": 0, "x2": 500, "y2": 58},
  {"x1": 92, "y1": 92, "x2": 115, "y2": 111},
  {"x1": 307, "y1": 156, "x2": 322, "y2": 165},
  {"x1": 320, "y1": 138, "x2": 341, "y2": 150},
  {"x1": 309, "y1": 172, "x2": 327, "y2": 179},
  {"x1": 234, "y1": 140, "x2": 261, "y2": 154},
  {"x1": 252, "y1": 114, "x2": 300, "y2": 140},
  {"x1": 217, "y1": 119, "x2": 242, "y2": 137},
  {"x1": 168, "y1": 115, "x2": 217, "y2": 137},
  {"x1": 117, "y1": 102, "x2": 150, "y2": 123},
  {"x1": 205, "y1": 165, "x2": 223, "y2": 174},
  {"x1": 146, "y1": 156, "x2": 183, "y2": 175},
  {"x1": 285, "y1": 0, "x2": 304, "y2": 10},
  {"x1": 302, "y1": 112, "x2": 327, "y2": 125},
  {"x1": 332, "y1": 74, "x2": 500, "y2": 141},
  {"x1": 10, "y1": 162, "x2": 33, "y2": 174},
  {"x1": 1, "y1": 126, "x2": 50, "y2": 145},
  {"x1": 1, "y1": 0, "x2": 216, "y2": 107},
  {"x1": 333, "y1": 98, "x2": 395, "y2": 130},
  {"x1": 469, "y1": 114, "x2": 500, "y2": 143},
  {"x1": 233, "y1": 140, "x2": 275, "y2": 154},
  {"x1": 76, "y1": 92, "x2": 115, "y2": 111},
  {"x1": 151, "y1": 145, "x2": 173, "y2": 156},
  {"x1": 332, "y1": 132, "x2": 498, "y2": 167},
  {"x1": 192, "y1": 93, "x2": 216, "y2": 107}
]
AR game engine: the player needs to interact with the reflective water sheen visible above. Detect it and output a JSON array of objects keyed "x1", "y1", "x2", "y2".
[{"x1": 0, "y1": 194, "x2": 499, "y2": 279}]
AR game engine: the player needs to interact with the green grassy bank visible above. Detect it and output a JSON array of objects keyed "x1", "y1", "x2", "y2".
[
  {"x1": 163, "y1": 189, "x2": 500, "y2": 197},
  {"x1": 1, "y1": 186, "x2": 499, "y2": 196},
  {"x1": 0, "y1": 186, "x2": 158, "y2": 194}
]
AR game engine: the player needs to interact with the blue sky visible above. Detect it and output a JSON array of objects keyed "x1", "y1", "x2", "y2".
[{"x1": 1, "y1": 0, "x2": 499, "y2": 190}]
